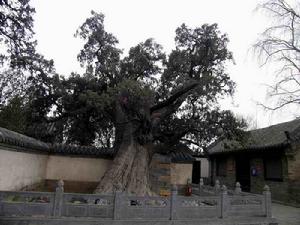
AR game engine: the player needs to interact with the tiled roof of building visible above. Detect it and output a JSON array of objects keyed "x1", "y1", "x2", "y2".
[
  {"x1": 0, "y1": 127, "x2": 114, "y2": 158},
  {"x1": 208, "y1": 118, "x2": 300, "y2": 155},
  {"x1": 170, "y1": 151, "x2": 195, "y2": 163},
  {"x1": 169, "y1": 143, "x2": 195, "y2": 163}
]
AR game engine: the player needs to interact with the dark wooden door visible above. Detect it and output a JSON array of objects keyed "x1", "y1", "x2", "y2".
[
  {"x1": 192, "y1": 161, "x2": 201, "y2": 184},
  {"x1": 235, "y1": 156, "x2": 250, "y2": 192}
]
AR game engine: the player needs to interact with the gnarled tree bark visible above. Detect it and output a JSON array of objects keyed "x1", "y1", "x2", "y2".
[{"x1": 94, "y1": 81, "x2": 199, "y2": 195}]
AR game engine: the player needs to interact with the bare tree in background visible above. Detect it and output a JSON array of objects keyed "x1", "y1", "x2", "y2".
[{"x1": 254, "y1": 0, "x2": 300, "y2": 110}]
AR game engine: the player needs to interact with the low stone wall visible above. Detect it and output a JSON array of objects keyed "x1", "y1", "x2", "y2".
[
  {"x1": 0, "y1": 181, "x2": 275, "y2": 224},
  {"x1": 0, "y1": 145, "x2": 48, "y2": 191}
]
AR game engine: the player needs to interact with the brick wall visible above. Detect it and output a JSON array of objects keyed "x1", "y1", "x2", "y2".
[
  {"x1": 149, "y1": 153, "x2": 193, "y2": 194},
  {"x1": 149, "y1": 154, "x2": 171, "y2": 194}
]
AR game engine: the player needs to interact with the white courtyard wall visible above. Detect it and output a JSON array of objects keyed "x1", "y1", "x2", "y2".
[
  {"x1": 46, "y1": 155, "x2": 111, "y2": 182},
  {"x1": 0, "y1": 145, "x2": 48, "y2": 190},
  {"x1": 200, "y1": 158, "x2": 209, "y2": 178}
]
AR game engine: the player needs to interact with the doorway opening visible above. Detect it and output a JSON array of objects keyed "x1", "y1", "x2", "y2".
[
  {"x1": 235, "y1": 156, "x2": 250, "y2": 192},
  {"x1": 192, "y1": 161, "x2": 201, "y2": 184}
]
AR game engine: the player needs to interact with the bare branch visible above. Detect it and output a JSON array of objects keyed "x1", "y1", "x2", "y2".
[{"x1": 254, "y1": 0, "x2": 300, "y2": 110}]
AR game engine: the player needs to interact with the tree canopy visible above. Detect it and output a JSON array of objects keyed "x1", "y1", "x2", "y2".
[
  {"x1": 0, "y1": 6, "x2": 246, "y2": 152},
  {"x1": 0, "y1": 2, "x2": 249, "y2": 194},
  {"x1": 0, "y1": 0, "x2": 56, "y2": 106}
]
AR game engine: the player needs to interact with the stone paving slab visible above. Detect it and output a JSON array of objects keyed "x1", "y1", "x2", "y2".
[
  {"x1": 272, "y1": 203, "x2": 300, "y2": 225},
  {"x1": 0, "y1": 217, "x2": 278, "y2": 225}
]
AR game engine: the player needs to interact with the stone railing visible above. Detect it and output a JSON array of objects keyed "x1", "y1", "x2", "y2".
[{"x1": 0, "y1": 180, "x2": 272, "y2": 220}]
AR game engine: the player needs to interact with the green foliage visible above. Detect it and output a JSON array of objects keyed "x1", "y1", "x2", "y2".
[
  {"x1": 0, "y1": 6, "x2": 247, "y2": 150},
  {"x1": 0, "y1": 0, "x2": 36, "y2": 66},
  {"x1": 0, "y1": 0, "x2": 56, "y2": 106},
  {"x1": 0, "y1": 96, "x2": 27, "y2": 133}
]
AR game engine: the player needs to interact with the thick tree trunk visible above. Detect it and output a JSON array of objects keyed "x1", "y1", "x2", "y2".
[
  {"x1": 94, "y1": 138, "x2": 151, "y2": 195},
  {"x1": 94, "y1": 101, "x2": 151, "y2": 195}
]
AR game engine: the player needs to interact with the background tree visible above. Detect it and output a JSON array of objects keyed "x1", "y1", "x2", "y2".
[
  {"x1": 0, "y1": 0, "x2": 56, "y2": 105},
  {"x1": 0, "y1": 96, "x2": 27, "y2": 133},
  {"x1": 254, "y1": 0, "x2": 300, "y2": 110},
  {"x1": 0, "y1": 0, "x2": 60, "y2": 139}
]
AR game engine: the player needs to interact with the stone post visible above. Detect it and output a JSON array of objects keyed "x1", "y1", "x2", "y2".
[
  {"x1": 235, "y1": 182, "x2": 242, "y2": 194},
  {"x1": 199, "y1": 178, "x2": 204, "y2": 195},
  {"x1": 215, "y1": 179, "x2": 220, "y2": 193},
  {"x1": 170, "y1": 184, "x2": 177, "y2": 220},
  {"x1": 220, "y1": 185, "x2": 228, "y2": 218},
  {"x1": 53, "y1": 180, "x2": 64, "y2": 217},
  {"x1": 263, "y1": 185, "x2": 272, "y2": 218},
  {"x1": 0, "y1": 191, "x2": 3, "y2": 214},
  {"x1": 114, "y1": 191, "x2": 121, "y2": 220}
]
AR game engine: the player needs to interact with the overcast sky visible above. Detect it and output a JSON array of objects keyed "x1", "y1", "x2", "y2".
[{"x1": 31, "y1": 0, "x2": 298, "y2": 129}]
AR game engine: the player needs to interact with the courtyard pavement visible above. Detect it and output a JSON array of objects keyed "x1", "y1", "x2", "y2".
[{"x1": 272, "y1": 203, "x2": 300, "y2": 225}]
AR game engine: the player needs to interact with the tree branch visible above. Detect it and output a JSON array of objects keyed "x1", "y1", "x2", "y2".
[{"x1": 150, "y1": 80, "x2": 198, "y2": 113}]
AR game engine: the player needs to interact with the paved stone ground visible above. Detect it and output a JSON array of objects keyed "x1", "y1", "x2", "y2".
[
  {"x1": 272, "y1": 203, "x2": 300, "y2": 225},
  {"x1": 0, "y1": 217, "x2": 278, "y2": 225}
]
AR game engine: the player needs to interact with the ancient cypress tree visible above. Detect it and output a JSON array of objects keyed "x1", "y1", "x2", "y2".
[
  {"x1": 1, "y1": 4, "x2": 246, "y2": 194},
  {"x1": 69, "y1": 11, "x2": 245, "y2": 195}
]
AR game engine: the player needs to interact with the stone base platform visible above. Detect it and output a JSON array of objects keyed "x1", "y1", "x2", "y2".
[{"x1": 0, "y1": 217, "x2": 278, "y2": 225}]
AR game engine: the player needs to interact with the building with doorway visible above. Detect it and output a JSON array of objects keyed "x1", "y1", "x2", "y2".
[{"x1": 207, "y1": 119, "x2": 300, "y2": 206}]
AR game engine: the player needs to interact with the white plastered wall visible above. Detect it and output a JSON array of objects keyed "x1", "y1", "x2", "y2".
[
  {"x1": 45, "y1": 155, "x2": 111, "y2": 182},
  {"x1": 0, "y1": 146, "x2": 48, "y2": 190},
  {"x1": 199, "y1": 158, "x2": 209, "y2": 178}
]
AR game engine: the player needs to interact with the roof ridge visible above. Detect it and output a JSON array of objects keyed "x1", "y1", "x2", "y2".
[
  {"x1": 0, "y1": 126, "x2": 114, "y2": 158},
  {"x1": 250, "y1": 118, "x2": 300, "y2": 132}
]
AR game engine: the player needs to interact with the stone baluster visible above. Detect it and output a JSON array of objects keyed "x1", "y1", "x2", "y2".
[
  {"x1": 220, "y1": 185, "x2": 228, "y2": 218},
  {"x1": 235, "y1": 182, "x2": 242, "y2": 194},
  {"x1": 114, "y1": 191, "x2": 122, "y2": 220},
  {"x1": 263, "y1": 185, "x2": 272, "y2": 218},
  {"x1": 170, "y1": 184, "x2": 177, "y2": 220},
  {"x1": 198, "y1": 178, "x2": 204, "y2": 194},
  {"x1": 53, "y1": 180, "x2": 64, "y2": 217},
  {"x1": 215, "y1": 179, "x2": 220, "y2": 193}
]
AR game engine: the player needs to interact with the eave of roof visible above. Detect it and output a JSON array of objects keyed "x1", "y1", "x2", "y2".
[
  {"x1": 0, "y1": 127, "x2": 196, "y2": 161},
  {"x1": 207, "y1": 118, "x2": 300, "y2": 155},
  {"x1": 208, "y1": 142, "x2": 289, "y2": 156},
  {"x1": 170, "y1": 151, "x2": 195, "y2": 163},
  {"x1": 0, "y1": 127, "x2": 114, "y2": 159}
]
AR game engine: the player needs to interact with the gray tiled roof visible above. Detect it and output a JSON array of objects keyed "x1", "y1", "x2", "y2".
[
  {"x1": 169, "y1": 143, "x2": 195, "y2": 163},
  {"x1": 208, "y1": 119, "x2": 300, "y2": 155},
  {"x1": 0, "y1": 127, "x2": 194, "y2": 161},
  {"x1": 170, "y1": 151, "x2": 195, "y2": 163},
  {"x1": 0, "y1": 127, "x2": 114, "y2": 158},
  {"x1": 0, "y1": 127, "x2": 49, "y2": 152}
]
